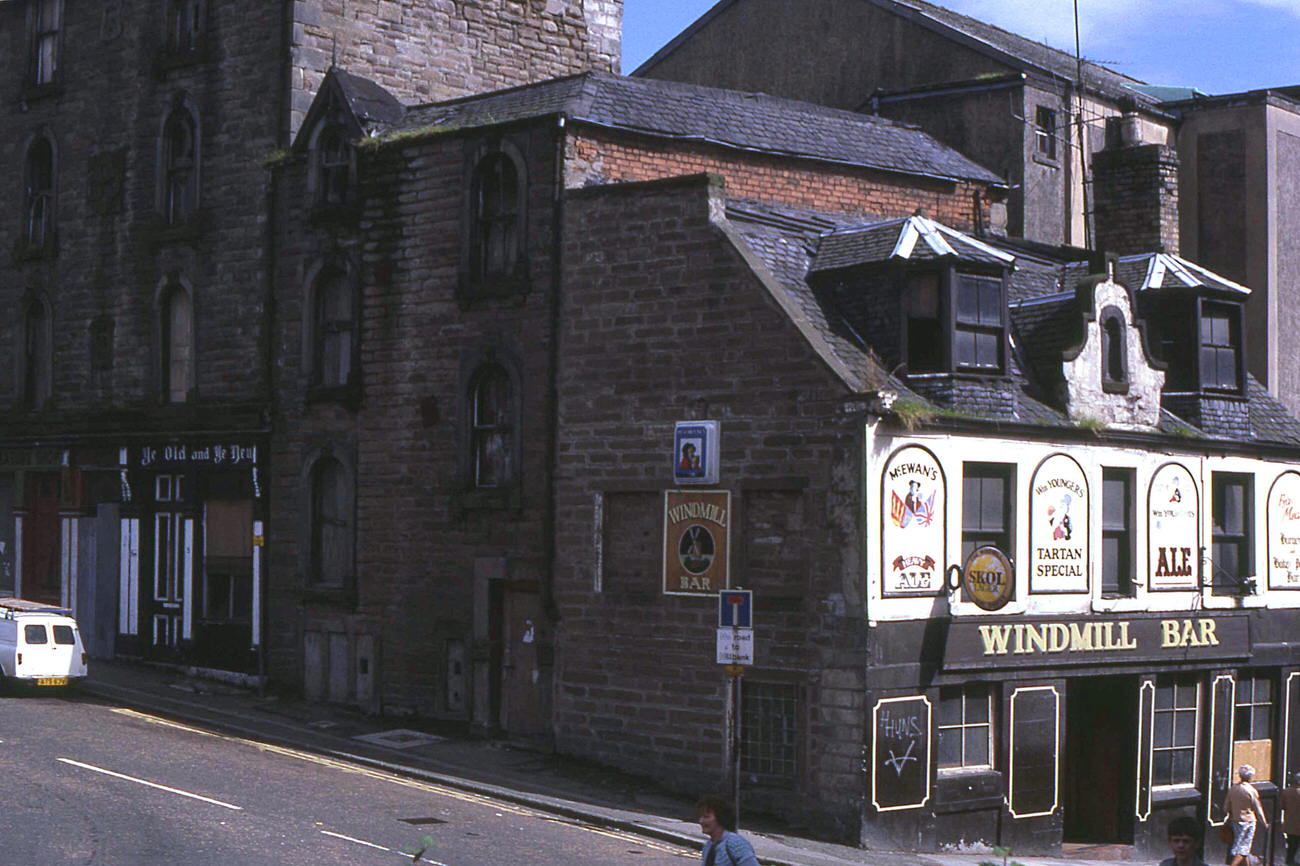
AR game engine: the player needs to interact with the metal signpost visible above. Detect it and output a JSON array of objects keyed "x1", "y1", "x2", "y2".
[{"x1": 717, "y1": 588, "x2": 753, "y2": 828}]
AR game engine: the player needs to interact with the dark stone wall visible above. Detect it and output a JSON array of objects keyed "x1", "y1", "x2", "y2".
[
  {"x1": 554, "y1": 174, "x2": 867, "y2": 840},
  {"x1": 1092, "y1": 143, "x2": 1180, "y2": 257},
  {"x1": 1195, "y1": 130, "x2": 1247, "y2": 284}
]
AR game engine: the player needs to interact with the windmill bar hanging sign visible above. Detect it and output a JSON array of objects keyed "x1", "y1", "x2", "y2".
[{"x1": 663, "y1": 490, "x2": 731, "y2": 596}]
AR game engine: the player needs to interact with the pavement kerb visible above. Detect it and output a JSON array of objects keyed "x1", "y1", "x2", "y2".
[{"x1": 78, "y1": 679, "x2": 813, "y2": 866}]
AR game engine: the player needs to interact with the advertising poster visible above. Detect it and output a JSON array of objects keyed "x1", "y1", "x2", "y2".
[
  {"x1": 881, "y1": 445, "x2": 945, "y2": 597},
  {"x1": 1028, "y1": 454, "x2": 1089, "y2": 593},
  {"x1": 1268, "y1": 471, "x2": 1300, "y2": 590},
  {"x1": 1148, "y1": 462, "x2": 1199, "y2": 590}
]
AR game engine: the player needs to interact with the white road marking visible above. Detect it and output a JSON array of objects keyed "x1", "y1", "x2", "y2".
[
  {"x1": 320, "y1": 830, "x2": 389, "y2": 851},
  {"x1": 56, "y1": 757, "x2": 243, "y2": 811}
]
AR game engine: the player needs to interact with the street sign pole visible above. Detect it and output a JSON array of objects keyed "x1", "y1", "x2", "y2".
[
  {"x1": 716, "y1": 588, "x2": 753, "y2": 831},
  {"x1": 732, "y1": 667, "x2": 741, "y2": 830}
]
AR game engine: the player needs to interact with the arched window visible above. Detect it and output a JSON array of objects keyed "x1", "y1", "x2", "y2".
[
  {"x1": 470, "y1": 364, "x2": 514, "y2": 488},
  {"x1": 162, "y1": 108, "x2": 198, "y2": 223},
  {"x1": 21, "y1": 299, "x2": 52, "y2": 406},
  {"x1": 312, "y1": 267, "x2": 355, "y2": 389},
  {"x1": 1100, "y1": 308, "x2": 1127, "y2": 387},
  {"x1": 316, "y1": 123, "x2": 352, "y2": 206},
  {"x1": 29, "y1": 0, "x2": 61, "y2": 86},
  {"x1": 310, "y1": 457, "x2": 354, "y2": 588},
  {"x1": 165, "y1": 0, "x2": 203, "y2": 53},
  {"x1": 24, "y1": 137, "x2": 54, "y2": 247},
  {"x1": 470, "y1": 153, "x2": 522, "y2": 283},
  {"x1": 161, "y1": 284, "x2": 194, "y2": 402}
]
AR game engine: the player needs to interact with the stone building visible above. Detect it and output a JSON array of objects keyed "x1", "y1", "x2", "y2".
[{"x1": 0, "y1": 0, "x2": 620, "y2": 670}]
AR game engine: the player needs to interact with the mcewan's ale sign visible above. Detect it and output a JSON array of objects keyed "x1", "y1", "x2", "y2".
[{"x1": 944, "y1": 614, "x2": 1250, "y2": 669}]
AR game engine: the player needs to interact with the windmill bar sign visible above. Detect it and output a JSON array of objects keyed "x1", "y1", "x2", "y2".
[{"x1": 663, "y1": 490, "x2": 731, "y2": 596}]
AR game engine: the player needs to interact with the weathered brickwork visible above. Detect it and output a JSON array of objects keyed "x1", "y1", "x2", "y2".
[
  {"x1": 566, "y1": 130, "x2": 990, "y2": 230},
  {"x1": 290, "y1": 0, "x2": 622, "y2": 134},
  {"x1": 554, "y1": 174, "x2": 868, "y2": 839},
  {"x1": 1092, "y1": 143, "x2": 1181, "y2": 257}
]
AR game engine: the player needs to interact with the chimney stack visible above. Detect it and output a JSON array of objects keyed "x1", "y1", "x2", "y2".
[{"x1": 1091, "y1": 112, "x2": 1180, "y2": 256}]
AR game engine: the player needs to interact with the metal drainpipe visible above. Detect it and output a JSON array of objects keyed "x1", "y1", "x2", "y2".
[{"x1": 543, "y1": 115, "x2": 567, "y2": 631}]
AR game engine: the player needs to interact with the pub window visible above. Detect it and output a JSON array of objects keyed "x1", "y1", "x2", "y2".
[
  {"x1": 1211, "y1": 472, "x2": 1253, "y2": 594},
  {"x1": 24, "y1": 136, "x2": 55, "y2": 248},
  {"x1": 310, "y1": 267, "x2": 355, "y2": 390},
  {"x1": 1101, "y1": 468, "x2": 1135, "y2": 597},
  {"x1": 740, "y1": 681, "x2": 799, "y2": 787},
  {"x1": 962, "y1": 463, "x2": 1013, "y2": 561},
  {"x1": 161, "y1": 283, "x2": 195, "y2": 403},
  {"x1": 202, "y1": 499, "x2": 252, "y2": 623},
  {"x1": 309, "y1": 456, "x2": 354, "y2": 588},
  {"x1": 20, "y1": 298, "x2": 52, "y2": 406},
  {"x1": 1200, "y1": 301, "x2": 1242, "y2": 393},
  {"x1": 29, "y1": 0, "x2": 62, "y2": 87},
  {"x1": 938, "y1": 683, "x2": 993, "y2": 771},
  {"x1": 469, "y1": 364, "x2": 514, "y2": 488},
  {"x1": 1233, "y1": 673, "x2": 1274, "y2": 781},
  {"x1": 905, "y1": 272, "x2": 943, "y2": 373},
  {"x1": 1153, "y1": 675, "x2": 1199, "y2": 787},
  {"x1": 1035, "y1": 106, "x2": 1057, "y2": 160},
  {"x1": 469, "y1": 152, "x2": 523, "y2": 285},
  {"x1": 161, "y1": 107, "x2": 199, "y2": 224},
  {"x1": 1101, "y1": 307, "x2": 1127, "y2": 388},
  {"x1": 165, "y1": 0, "x2": 203, "y2": 54},
  {"x1": 953, "y1": 273, "x2": 1005, "y2": 373}
]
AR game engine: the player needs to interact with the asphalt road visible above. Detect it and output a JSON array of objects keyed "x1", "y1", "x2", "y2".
[{"x1": 0, "y1": 689, "x2": 699, "y2": 865}]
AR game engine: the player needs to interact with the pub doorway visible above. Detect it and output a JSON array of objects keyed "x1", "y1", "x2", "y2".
[{"x1": 1064, "y1": 675, "x2": 1137, "y2": 844}]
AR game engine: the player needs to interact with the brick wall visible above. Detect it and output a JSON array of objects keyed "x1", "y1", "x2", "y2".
[
  {"x1": 566, "y1": 129, "x2": 990, "y2": 230},
  {"x1": 290, "y1": 0, "x2": 622, "y2": 135},
  {"x1": 555, "y1": 174, "x2": 868, "y2": 839},
  {"x1": 1092, "y1": 143, "x2": 1180, "y2": 257}
]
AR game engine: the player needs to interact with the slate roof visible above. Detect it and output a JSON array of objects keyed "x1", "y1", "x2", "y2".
[
  {"x1": 1114, "y1": 253, "x2": 1251, "y2": 296},
  {"x1": 333, "y1": 68, "x2": 406, "y2": 127},
  {"x1": 719, "y1": 204, "x2": 1300, "y2": 448},
  {"x1": 636, "y1": 0, "x2": 1158, "y2": 108},
  {"x1": 810, "y1": 215, "x2": 1015, "y2": 272},
  {"x1": 383, "y1": 72, "x2": 1005, "y2": 185}
]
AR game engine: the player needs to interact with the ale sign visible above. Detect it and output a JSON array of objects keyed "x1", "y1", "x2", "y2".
[{"x1": 881, "y1": 445, "x2": 946, "y2": 597}]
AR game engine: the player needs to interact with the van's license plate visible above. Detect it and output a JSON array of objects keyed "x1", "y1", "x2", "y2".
[{"x1": 36, "y1": 677, "x2": 68, "y2": 687}]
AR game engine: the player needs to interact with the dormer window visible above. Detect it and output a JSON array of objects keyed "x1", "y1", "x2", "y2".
[
  {"x1": 313, "y1": 123, "x2": 353, "y2": 207},
  {"x1": 1200, "y1": 301, "x2": 1241, "y2": 392},
  {"x1": 904, "y1": 269, "x2": 1007, "y2": 376},
  {"x1": 1100, "y1": 306, "x2": 1127, "y2": 391}
]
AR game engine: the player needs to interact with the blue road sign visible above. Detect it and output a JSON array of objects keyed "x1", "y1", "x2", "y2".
[{"x1": 718, "y1": 589, "x2": 752, "y2": 629}]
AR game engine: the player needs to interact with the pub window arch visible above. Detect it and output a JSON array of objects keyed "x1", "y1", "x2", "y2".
[
  {"x1": 158, "y1": 277, "x2": 196, "y2": 403},
  {"x1": 465, "y1": 143, "x2": 527, "y2": 291},
  {"x1": 17, "y1": 294, "x2": 53, "y2": 407},
  {"x1": 23, "y1": 135, "x2": 55, "y2": 248},
  {"x1": 1100, "y1": 305, "x2": 1127, "y2": 388},
  {"x1": 467, "y1": 361, "x2": 517, "y2": 489},
  {"x1": 158, "y1": 99, "x2": 201, "y2": 223},
  {"x1": 303, "y1": 257, "x2": 359, "y2": 392},
  {"x1": 307, "y1": 452, "x2": 355, "y2": 589}
]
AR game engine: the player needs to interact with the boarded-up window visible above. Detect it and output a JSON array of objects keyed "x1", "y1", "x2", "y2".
[
  {"x1": 601, "y1": 492, "x2": 659, "y2": 594},
  {"x1": 314, "y1": 270, "x2": 354, "y2": 388},
  {"x1": 310, "y1": 458, "x2": 353, "y2": 588},
  {"x1": 1233, "y1": 673, "x2": 1274, "y2": 782},
  {"x1": 163, "y1": 286, "x2": 194, "y2": 403},
  {"x1": 743, "y1": 490, "x2": 806, "y2": 602},
  {"x1": 204, "y1": 499, "x2": 252, "y2": 621}
]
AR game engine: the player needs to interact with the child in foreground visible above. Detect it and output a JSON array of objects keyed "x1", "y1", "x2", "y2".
[{"x1": 1161, "y1": 815, "x2": 1209, "y2": 866}]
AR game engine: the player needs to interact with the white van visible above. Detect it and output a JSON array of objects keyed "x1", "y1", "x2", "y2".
[{"x1": 0, "y1": 598, "x2": 89, "y2": 689}]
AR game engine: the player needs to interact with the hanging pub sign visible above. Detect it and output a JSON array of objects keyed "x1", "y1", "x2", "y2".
[
  {"x1": 663, "y1": 490, "x2": 730, "y2": 596},
  {"x1": 672, "y1": 421, "x2": 720, "y2": 485},
  {"x1": 1028, "y1": 454, "x2": 1089, "y2": 594},
  {"x1": 1268, "y1": 471, "x2": 1300, "y2": 590},
  {"x1": 1148, "y1": 462, "x2": 1200, "y2": 591},
  {"x1": 880, "y1": 445, "x2": 946, "y2": 597},
  {"x1": 962, "y1": 546, "x2": 1015, "y2": 611}
]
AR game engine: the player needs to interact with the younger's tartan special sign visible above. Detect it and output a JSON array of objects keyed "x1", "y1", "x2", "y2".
[
  {"x1": 663, "y1": 490, "x2": 730, "y2": 595},
  {"x1": 1028, "y1": 453, "x2": 1089, "y2": 594}
]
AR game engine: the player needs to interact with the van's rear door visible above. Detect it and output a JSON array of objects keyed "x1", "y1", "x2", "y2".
[{"x1": 20, "y1": 619, "x2": 77, "y2": 679}]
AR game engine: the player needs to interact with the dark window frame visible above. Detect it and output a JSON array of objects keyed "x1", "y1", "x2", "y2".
[
  {"x1": 469, "y1": 363, "x2": 516, "y2": 490},
  {"x1": 306, "y1": 261, "x2": 360, "y2": 402},
  {"x1": 1101, "y1": 467, "x2": 1135, "y2": 597},
  {"x1": 1211, "y1": 472, "x2": 1254, "y2": 594},
  {"x1": 938, "y1": 682, "x2": 994, "y2": 771},
  {"x1": 903, "y1": 267, "x2": 1009, "y2": 377},
  {"x1": 740, "y1": 680, "x2": 801, "y2": 788},
  {"x1": 961, "y1": 462, "x2": 1014, "y2": 562},
  {"x1": 23, "y1": 136, "x2": 55, "y2": 252},
  {"x1": 27, "y1": 0, "x2": 63, "y2": 90},
  {"x1": 1153, "y1": 675, "x2": 1200, "y2": 788},
  {"x1": 461, "y1": 143, "x2": 528, "y2": 301},
  {"x1": 159, "y1": 281, "x2": 195, "y2": 404},
  {"x1": 19, "y1": 296, "x2": 53, "y2": 408},
  {"x1": 1034, "y1": 106, "x2": 1058, "y2": 161},
  {"x1": 313, "y1": 122, "x2": 355, "y2": 208},
  {"x1": 164, "y1": 0, "x2": 204, "y2": 55},
  {"x1": 1199, "y1": 298, "x2": 1244, "y2": 394},
  {"x1": 160, "y1": 104, "x2": 201, "y2": 225},
  {"x1": 1234, "y1": 672, "x2": 1274, "y2": 745},
  {"x1": 308, "y1": 455, "x2": 355, "y2": 591}
]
